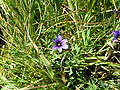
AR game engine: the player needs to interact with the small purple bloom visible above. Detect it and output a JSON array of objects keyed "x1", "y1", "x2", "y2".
[
  {"x1": 52, "y1": 35, "x2": 68, "y2": 52},
  {"x1": 112, "y1": 31, "x2": 120, "y2": 42},
  {"x1": 112, "y1": 9, "x2": 116, "y2": 13}
]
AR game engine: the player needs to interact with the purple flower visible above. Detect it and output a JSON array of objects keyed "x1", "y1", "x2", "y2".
[
  {"x1": 112, "y1": 9, "x2": 116, "y2": 13},
  {"x1": 52, "y1": 35, "x2": 68, "y2": 52},
  {"x1": 112, "y1": 31, "x2": 120, "y2": 42}
]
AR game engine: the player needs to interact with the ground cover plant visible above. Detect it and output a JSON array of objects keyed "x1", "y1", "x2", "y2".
[{"x1": 0, "y1": 0, "x2": 120, "y2": 89}]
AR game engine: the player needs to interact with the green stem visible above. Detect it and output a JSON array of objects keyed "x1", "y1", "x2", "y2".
[{"x1": 112, "y1": 0, "x2": 117, "y2": 10}]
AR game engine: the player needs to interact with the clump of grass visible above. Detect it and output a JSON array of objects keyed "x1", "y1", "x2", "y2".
[{"x1": 0, "y1": 0, "x2": 120, "y2": 89}]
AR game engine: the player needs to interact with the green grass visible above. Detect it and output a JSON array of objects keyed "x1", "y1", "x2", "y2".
[{"x1": 0, "y1": 0, "x2": 120, "y2": 89}]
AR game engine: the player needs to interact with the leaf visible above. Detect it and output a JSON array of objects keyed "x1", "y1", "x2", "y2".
[{"x1": 40, "y1": 55, "x2": 54, "y2": 79}]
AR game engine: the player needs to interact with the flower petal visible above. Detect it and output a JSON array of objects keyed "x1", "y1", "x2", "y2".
[
  {"x1": 62, "y1": 44, "x2": 68, "y2": 49},
  {"x1": 118, "y1": 31, "x2": 120, "y2": 36},
  {"x1": 52, "y1": 39, "x2": 57, "y2": 43},
  {"x1": 52, "y1": 45, "x2": 58, "y2": 50},
  {"x1": 57, "y1": 35, "x2": 62, "y2": 42},
  {"x1": 112, "y1": 31, "x2": 119, "y2": 38},
  {"x1": 58, "y1": 47, "x2": 62, "y2": 53},
  {"x1": 61, "y1": 39, "x2": 67, "y2": 45},
  {"x1": 112, "y1": 38, "x2": 118, "y2": 42}
]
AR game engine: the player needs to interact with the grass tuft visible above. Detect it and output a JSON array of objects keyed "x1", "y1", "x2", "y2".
[{"x1": 0, "y1": 0, "x2": 120, "y2": 89}]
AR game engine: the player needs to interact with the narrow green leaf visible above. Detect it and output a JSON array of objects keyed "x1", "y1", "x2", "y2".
[{"x1": 40, "y1": 55, "x2": 54, "y2": 79}]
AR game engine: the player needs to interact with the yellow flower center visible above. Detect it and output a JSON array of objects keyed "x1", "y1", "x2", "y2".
[
  {"x1": 117, "y1": 36, "x2": 120, "y2": 40},
  {"x1": 57, "y1": 43, "x2": 61, "y2": 46}
]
